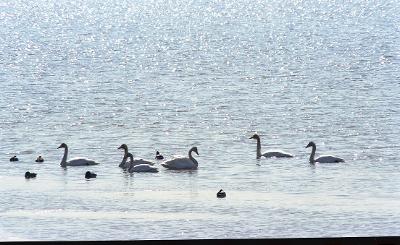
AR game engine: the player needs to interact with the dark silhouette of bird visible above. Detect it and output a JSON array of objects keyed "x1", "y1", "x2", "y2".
[
  {"x1": 10, "y1": 156, "x2": 19, "y2": 162},
  {"x1": 25, "y1": 171, "x2": 37, "y2": 179},
  {"x1": 35, "y1": 156, "x2": 44, "y2": 162},
  {"x1": 155, "y1": 151, "x2": 164, "y2": 160},
  {"x1": 85, "y1": 171, "x2": 97, "y2": 179},
  {"x1": 217, "y1": 189, "x2": 226, "y2": 198}
]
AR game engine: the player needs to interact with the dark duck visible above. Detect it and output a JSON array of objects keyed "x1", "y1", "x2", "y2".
[
  {"x1": 155, "y1": 151, "x2": 164, "y2": 160},
  {"x1": 35, "y1": 156, "x2": 44, "y2": 162},
  {"x1": 85, "y1": 171, "x2": 97, "y2": 179},
  {"x1": 25, "y1": 171, "x2": 37, "y2": 179},
  {"x1": 10, "y1": 156, "x2": 19, "y2": 162},
  {"x1": 217, "y1": 189, "x2": 226, "y2": 198}
]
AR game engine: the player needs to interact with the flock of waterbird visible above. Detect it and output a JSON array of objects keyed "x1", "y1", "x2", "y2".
[{"x1": 10, "y1": 133, "x2": 345, "y2": 186}]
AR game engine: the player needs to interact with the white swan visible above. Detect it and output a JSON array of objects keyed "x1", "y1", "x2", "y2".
[
  {"x1": 57, "y1": 143, "x2": 99, "y2": 167},
  {"x1": 306, "y1": 141, "x2": 345, "y2": 163},
  {"x1": 126, "y1": 153, "x2": 158, "y2": 173},
  {"x1": 249, "y1": 134, "x2": 293, "y2": 159},
  {"x1": 117, "y1": 144, "x2": 129, "y2": 168},
  {"x1": 161, "y1": 146, "x2": 199, "y2": 170}
]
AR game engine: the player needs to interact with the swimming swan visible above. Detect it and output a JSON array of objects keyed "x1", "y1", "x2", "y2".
[
  {"x1": 126, "y1": 153, "x2": 158, "y2": 173},
  {"x1": 249, "y1": 134, "x2": 293, "y2": 159},
  {"x1": 161, "y1": 146, "x2": 199, "y2": 170},
  {"x1": 57, "y1": 143, "x2": 99, "y2": 167},
  {"x1": 306, "y1": 141, "x2": 345, "y2": 163},
  {"x1": 117, "y1": 144, "x2": 130, "y2": 168}
]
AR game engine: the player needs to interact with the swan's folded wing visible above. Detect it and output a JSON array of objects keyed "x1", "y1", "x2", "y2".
[
  {"x1": 316, "y1": 155, "x2": 344, "y2": 163},
  {"x1": 132, "y1": 158, "x2": 156, "y2": 166},
  {"x1": 131, "y1": 164, "x2": 159, "y2": 173},
  {"x1": 263, "y1": 150, "x2": 293, "y2": 158},
  {"x1": 161, "y1": 158, "x2": 194, "y2": 169},
  {"x1": 67, "y1": 157, "x2": 99, "y2": 166}
]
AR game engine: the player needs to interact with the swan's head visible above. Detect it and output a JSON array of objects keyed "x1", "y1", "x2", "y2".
[
  {"x1": 118, "y1": 144, "x2": 128, "y2": 150},
  {"x1": 127, "y1": 152, "x2": 134, "y2": 161},
  {"x1": 191, "y1": 147, "x2": 199, "y2": 155},
  {"x1": 249, "y1": 134, "x2": 260, "y2": 140},
  {"x1": 156, "y1": 151, "x2": 160, "y2": 155},
  {"x1": 57, "y1": 143, "x2": 67, "y2": 149},
  {"x1": 306, "y1": 141, "x2": 316, "y2": 148}
]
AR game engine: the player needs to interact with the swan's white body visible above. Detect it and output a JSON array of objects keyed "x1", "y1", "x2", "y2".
[
  {"x1": 314, "y1": 155, "x2": 344, "y2": 163},
  {"x1": 126, "y1": 153, "x2": 158, "y2": 173},
  {"x1": 306, "y1": 142, "x2": 344, "y2": 163},
  {"x1": 250, "y1": 134, "x2": 293, "y2": 159},
  {"x1": 161, "y1": 147, "x2": 199, "y2": 170},
  {"x1": 58, "y1": 143, "x2": 99, "y2": 167},
  {"x1": 261, "y1": 151, "x2": 294, "y2": 158},
  {"x1": 129, "y1": 164, "x2": 159, "y2": 173}
]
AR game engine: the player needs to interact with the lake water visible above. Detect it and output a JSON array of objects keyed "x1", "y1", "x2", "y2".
[{"x1": 1, "y1": 0, "x2": 400, "y2": 241}]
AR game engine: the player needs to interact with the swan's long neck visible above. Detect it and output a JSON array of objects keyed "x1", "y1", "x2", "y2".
[
  {"x1": 188, "y1": 149, "x2": 198, "y2": 168},
  {"x1": 309, "y1": 145, "x2": 316, "y2": 163},
  {"x1": 256, "y1": 138, "x2": 262, "y2": 159},
  {"x1": 61, "y1": 147, "x2": 68, "y2": 167},
  {"x1": 119, "y1": 148, "x2": 128, "y2": 167}
]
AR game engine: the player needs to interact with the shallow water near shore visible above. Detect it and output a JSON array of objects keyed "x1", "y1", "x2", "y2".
[{"x1": 1, "y1": 0, "x2": 400, "y2": 241}]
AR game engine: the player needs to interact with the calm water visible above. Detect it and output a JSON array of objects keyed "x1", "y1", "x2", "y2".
[{"x1": 1, "y1": 0, "x2": 400, "y2": 241}]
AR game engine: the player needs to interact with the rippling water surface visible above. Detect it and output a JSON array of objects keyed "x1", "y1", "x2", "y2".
[{"x1": 1, "y1": 0, "x2": 400, "y2": 241}]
